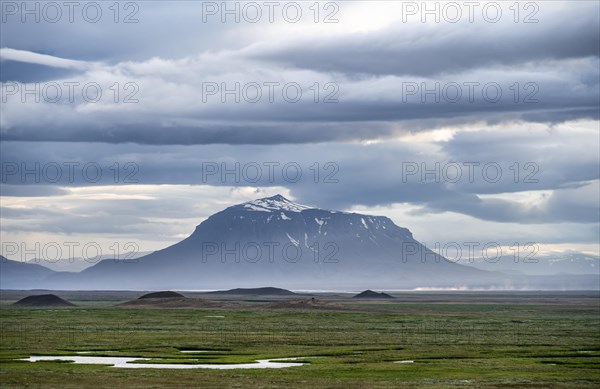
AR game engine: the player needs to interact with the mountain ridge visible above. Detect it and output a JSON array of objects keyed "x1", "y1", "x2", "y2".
[
  {"x1": 44, "y1": 194, "x2": 495, "y2": 289},
  {"x1": 3, "y1": 195, "x2": 598, "y2": 290}
]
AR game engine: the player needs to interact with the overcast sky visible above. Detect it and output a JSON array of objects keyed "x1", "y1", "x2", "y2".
[{"x1": 1, "y1": 1, "x2": 599, "y2": 262}]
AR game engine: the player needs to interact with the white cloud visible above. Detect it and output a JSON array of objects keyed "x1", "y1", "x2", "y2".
[{"x1": 0, "y1": 48, "x2": 91, "y2": 69}]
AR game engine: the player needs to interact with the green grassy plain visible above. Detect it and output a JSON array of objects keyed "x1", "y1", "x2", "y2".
[{"x1": 0, "y1": 291, "x2": 598, "y2": 388}]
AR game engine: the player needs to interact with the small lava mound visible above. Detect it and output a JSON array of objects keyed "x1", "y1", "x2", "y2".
[
  {"x1": 206, "y1": 287, "x2": 297, "y2": 296},
  {"x1": 353, "y1": 290, "x2": 394, "y2": 299},
  {"x1": 138, "y1": 291, "x2": 185, "y2": 299},
  {"x1": 13, "y1": 294, "x2": 76, "y2": 307}
]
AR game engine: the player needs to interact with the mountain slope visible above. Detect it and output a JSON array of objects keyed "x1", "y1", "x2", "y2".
[
  {"x1": 48, "y1": 195, "x2": 494, "y2": 289},
  {"x1": 0, "y1": 256, "x2": 57, "y2": 289},
  {"x1": 27, "y1": 251, "x2": 153, "y2": 273}
]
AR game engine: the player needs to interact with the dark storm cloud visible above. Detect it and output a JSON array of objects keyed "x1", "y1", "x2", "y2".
[
  {"x1": 1, "y1": 2, "x2": 598, "y2": 145},
  {"x1": 2, "y1": 59, "x2": 597, "y2": 145},
  {"x1": 248, "y1": 9, "x2": 600, "y2": 77},
  {"x1": 1, "y1": 122, "x2": 386, "y2": 145},
  {"x1": 2, "y1": 121, "x2": 598, "y2": 226},
  {"x1": 0, "y1": 1, "x2": 598, "y2": 248},
  {"x1": 0, "y1": 184, "x2": 67, "y2": 197},
  {"x1": 412, "y1": 184, "x2": 599, "y2": 224}
]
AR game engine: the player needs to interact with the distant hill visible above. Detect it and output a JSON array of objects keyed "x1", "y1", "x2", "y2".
[
  {"x1": 353, "y1": 290, "x2": 394, "y2": 299},
  {"x1": 0, "y1": 256, "x2": 57, "y2": 289},
  {"x1": 138, "y1": 291, "x2": 184, "y2": 299},
  {"x1": 27, "y1": 251, "x2": 153, "y2": 273},
  {"x1": 205, "y1": 287, "x2": 297, "y2": 296},
  {"x1": 13, "y1": 294, "x2": 75, "y2": 307},
  {"x1": 4, "y1": 196, "x2": 600, "y2": 291},
  {"x1": 52, "y1": 195, "x2": 492, "y2": 290}
]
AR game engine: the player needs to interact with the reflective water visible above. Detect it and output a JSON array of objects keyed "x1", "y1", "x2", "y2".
[{"x1": 19, "y1": 354, "x2": 307, "y2": 369}]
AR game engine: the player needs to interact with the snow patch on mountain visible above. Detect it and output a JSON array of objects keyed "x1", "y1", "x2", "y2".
[
  {"x1": 242, "y1": 195, "x2": 311, "y2": 213},
  {"x1": 286, "y1": 233, "x2": 299, "y2": 247},
  {"x1": 244, "y1": 204, "x2": 271, "y2": 212}
]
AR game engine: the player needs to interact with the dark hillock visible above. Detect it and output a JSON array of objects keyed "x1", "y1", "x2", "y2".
[{"x1": 14, "y1": 294, "x2": 75, "y2": 307}]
